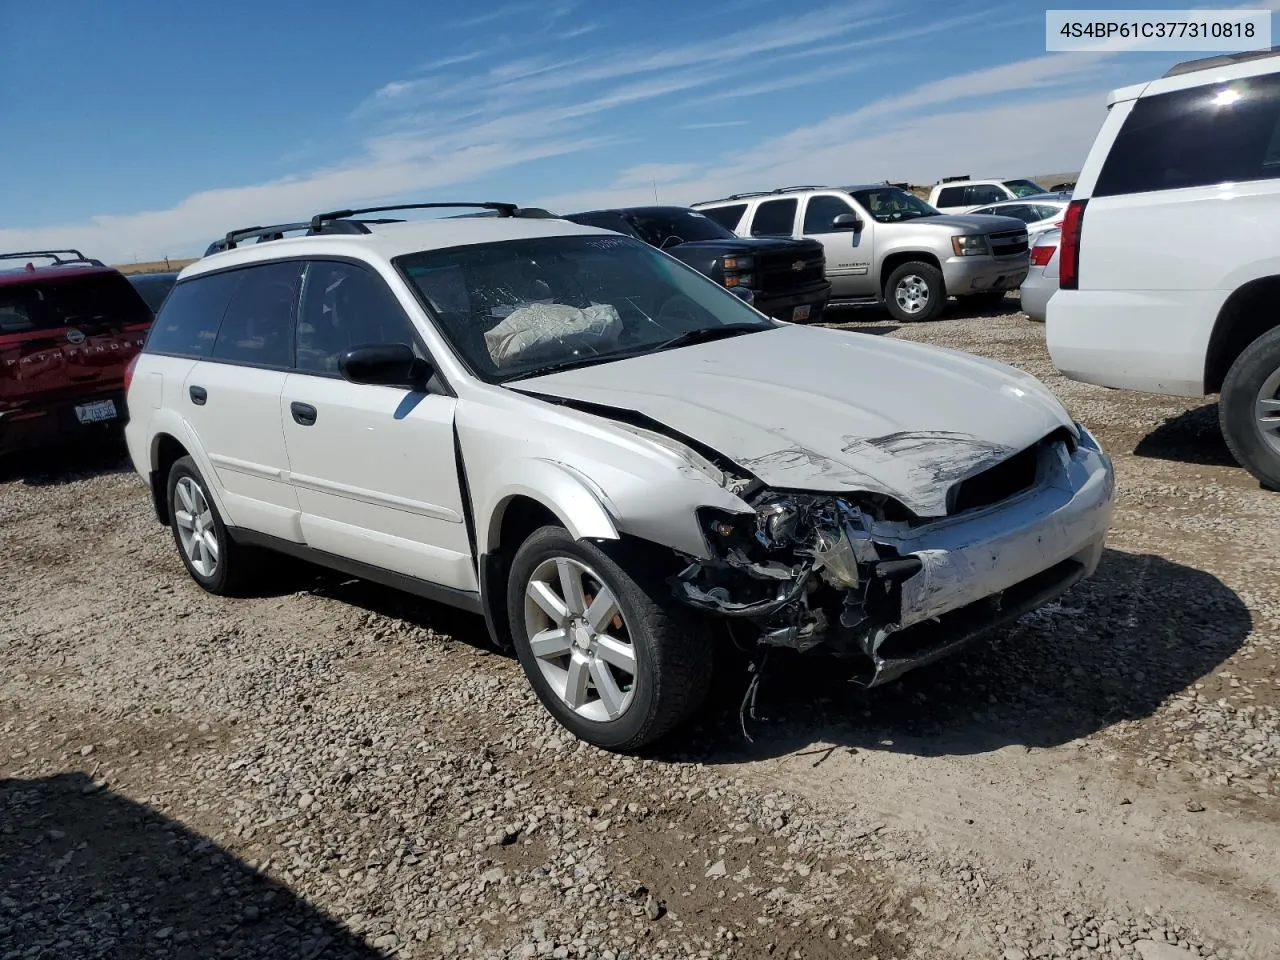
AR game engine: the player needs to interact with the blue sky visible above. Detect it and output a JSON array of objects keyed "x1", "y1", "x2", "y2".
[{"x1": 1, "y1": 0, "x2": 1276, "y2": 262}]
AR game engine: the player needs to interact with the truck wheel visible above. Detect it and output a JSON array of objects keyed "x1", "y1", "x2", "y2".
[
  {"x1": 1219, "y1": 326, "x2": 1280, "y2": 490},
  {"x1": 884, "y1": 262, "x2": 946, "y2": 322},
  {"x1": 506, "y1": 526, "x2": 713, "y2": 752}
]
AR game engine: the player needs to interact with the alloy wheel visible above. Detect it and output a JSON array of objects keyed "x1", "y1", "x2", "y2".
[{"x1": 174, "y1": 476, "x2": 219, "y2": 578}]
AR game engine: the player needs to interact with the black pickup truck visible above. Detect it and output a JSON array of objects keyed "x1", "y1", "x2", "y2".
[{"x1": 563, "y1": 205, "x2": 831, "y2": 323}]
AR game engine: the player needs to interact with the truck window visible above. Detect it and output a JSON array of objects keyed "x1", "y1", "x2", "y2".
[
  {"x1": 802, "y1": 195, "x2": 857, "y2": 233},
  {"x1": 749, "y1": 199, "x2": 798, "y2": 237},
  {"x1": 1094, "y1": 73, "x2": 1280, "y2": 197},
  {"x1": 935, "y1": 186, "x2": 966, "y2": 207},
  {"x1": 965, "y1": 184, "x2": 1007, "y2": 205},
  {"x1": 700, "y1": 204, "x2": 747, "y2": 231}
]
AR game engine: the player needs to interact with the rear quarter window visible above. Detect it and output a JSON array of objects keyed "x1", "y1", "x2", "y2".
[
  {"x1": 749, "y1": 198, "x2": 798, "y2": 237},
  {"x1": 935, "y1": 186, "x2": 966, "y2": 207},
  {"x1": 144, "y1": 270, "x2": 241, "y2": 358},
  {"x1": 1095, "y1": 74, "x2": 1280, "y2": 196}
]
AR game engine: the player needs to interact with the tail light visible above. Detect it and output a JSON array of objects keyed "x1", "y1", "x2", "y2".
[
  {"x1": 123, "y1": 354, "x2": 140, "y2": 393},
  {"x1": 1059, "y1": 198, "x2": 1087, "y2": 290},
  {"x1": 1030, "y1": 244, "x2": 1056, "y2": 267}
]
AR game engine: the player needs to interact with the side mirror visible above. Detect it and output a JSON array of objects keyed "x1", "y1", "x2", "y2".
[
  {"x1": 339, "y1": 343, "x2": 432, "y2": 390},
  {"x1": 832, "y1": 213, "x2": 862, "y2": 232},
  {"x1": 728, "y1": 286, "x2": 755, "y2": 305}
]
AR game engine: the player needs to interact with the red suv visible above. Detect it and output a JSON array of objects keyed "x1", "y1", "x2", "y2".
[{"x1": 0, "y1": 250, "x2": 154, "y2": 455}]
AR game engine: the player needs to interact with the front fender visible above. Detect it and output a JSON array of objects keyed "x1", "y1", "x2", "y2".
[{"x1": 481, "y1": 458, "x2": 620, "y2": 551}]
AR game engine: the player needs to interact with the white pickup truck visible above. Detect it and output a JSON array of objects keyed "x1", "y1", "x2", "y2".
[{"x1": 928, "y1": 177, "x2": 1049, "y2": 214}]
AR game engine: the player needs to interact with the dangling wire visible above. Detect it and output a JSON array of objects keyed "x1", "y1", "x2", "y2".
[{"x1": 738, "y1": 649, "x2": 770, "y2": 743}]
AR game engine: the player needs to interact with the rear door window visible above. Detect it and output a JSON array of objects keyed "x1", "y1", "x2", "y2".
[
  {"x1": 1095, "y1": 74, "x2": 1280, "y2": 196},
  {"x1": 209, "y1": 261, "x2": 303, "y2": 368},
  {"x1": 749, "y1": 198, "x2": 798, "y2": 237},
  {"x1": 699, "y1": 204, "x2": 747, "y2": 231}
]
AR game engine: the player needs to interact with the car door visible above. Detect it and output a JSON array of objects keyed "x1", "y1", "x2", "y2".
[
  {"x1": 280, "y1": 259, "x2": 475, "y2": 592},
  {"x1": 181, "y1": 261, "x2": 303, "y2": 541},
  {"x1": 800, "y1": 193, "x2": 873, "y2": 297}
]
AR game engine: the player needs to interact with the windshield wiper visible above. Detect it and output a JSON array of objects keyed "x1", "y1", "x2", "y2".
[
  {"x1": 655, "y1": 323, "x2": 765, "y2": 352},
  {"x1": 507, "y1": 351, "x2": 639, "y2": 380}
]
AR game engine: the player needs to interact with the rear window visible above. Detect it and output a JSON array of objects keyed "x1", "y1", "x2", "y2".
[
  {"x1": 144, "y1": 270, "x2": 241, "y2": 358},
  {"x1": 0, "y1": 272, "x2": 150, "y2": 335},
  {"x1": 1095, "y1": 73, "x2": 1280, "y2": 197},
  {"x1": 699, "y1": 203, "x2": 747, "y2": 231}
]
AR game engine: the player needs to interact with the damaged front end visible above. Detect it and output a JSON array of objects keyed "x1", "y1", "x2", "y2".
[
  {"x1": 673, "y1": 493, "x2": 933, "y2": 686},
  {"x1": 670, "y1": 427, "x2": 1110, "y2": 687}
]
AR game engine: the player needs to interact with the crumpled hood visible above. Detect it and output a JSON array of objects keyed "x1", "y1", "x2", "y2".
[{"x1": 510, "y1": 325, "x2": 1074, "y2": 517}]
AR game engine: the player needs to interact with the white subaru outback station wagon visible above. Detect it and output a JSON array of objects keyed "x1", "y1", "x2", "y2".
[
  {"x1": 124, "y1": 201, "x2": 1115, "y2": 751},
  {"x1": 1048, "y1": 48, "x2": 1280, "y2": 489}
]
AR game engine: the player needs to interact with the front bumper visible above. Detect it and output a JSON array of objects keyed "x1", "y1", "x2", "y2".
[
  {"x1": 943, "y1": 255, "x2": 1029, "y2": 296},
  {"x1": 752, "y1": 280, "x2": 832, "y2": 323},
  {"x1": 851, "y1": 430, "x2": 1113, "y2": 684}
]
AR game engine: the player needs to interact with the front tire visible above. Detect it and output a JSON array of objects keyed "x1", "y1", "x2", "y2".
[
  {"x1": 166, "y1": 456, "x2": 254, "y2": 595},
  {"x1": 1220, "y1": 326, "x2": 1280, "y2": 490},
  {"x1": 506, "y1": 526, "x2": 713, "y2": 751},
  {"x1": 884, "y1": 261, "x2": 946, "y2": 322}
]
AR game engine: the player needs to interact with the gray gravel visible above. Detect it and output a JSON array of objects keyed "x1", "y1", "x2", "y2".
[{"x1": 2, "y1": 299, "x2": 1277, "y2": 958}]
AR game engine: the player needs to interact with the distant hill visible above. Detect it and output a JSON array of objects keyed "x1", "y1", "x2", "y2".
[{"x1": 114, "y1": 258, "x2": 197, "y2": 275}]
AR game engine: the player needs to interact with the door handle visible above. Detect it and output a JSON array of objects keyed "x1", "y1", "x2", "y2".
[
  {"x1": 290, "y1": 401, "x2": 317, "y2": 426},
  {"x1": 189, "y1": 385, "x2": 207, "y2": 405}
]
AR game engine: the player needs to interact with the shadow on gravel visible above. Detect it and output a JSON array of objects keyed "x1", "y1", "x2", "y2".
[
  {"x1": 672, "y1": 548, "x2": 1251, "y2": 764},
  {"x1": 0, "y1": 436, "x2": 132, "y2": 487},
  {"x1": 1134, "y1": 402, "x2": 1239, "y2": 468},
  {"x1": 0, "y1": 773, "x2": 379, "y2": 960}
]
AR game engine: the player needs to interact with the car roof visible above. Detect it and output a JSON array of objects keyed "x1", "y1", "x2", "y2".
[
  {"x1": 0, "y1": 261, "x2": 120, "y2": 288},
  {"x1": 1110, "y1": 47, "x2": 1280, "y2": 104},
  {"x1": 572, "y1": 205, "x2": 697, "y2": 216},
  {"x1": 184, "y1": 216, "x2": 610, "y2": 280}
]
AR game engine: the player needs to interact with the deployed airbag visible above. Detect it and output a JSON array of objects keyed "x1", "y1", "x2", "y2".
[{"x1": 484, "y1": 302, "x2": 623, "y2": 368}]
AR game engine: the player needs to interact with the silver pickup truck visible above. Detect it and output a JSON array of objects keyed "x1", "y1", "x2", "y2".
[{"x1": 693, "y1": 184, "x2": 1029, "y2": 323}]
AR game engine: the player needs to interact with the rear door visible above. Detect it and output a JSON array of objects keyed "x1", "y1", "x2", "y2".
[
  {"x1": 0, "y1": 270, "x2": 152, "y2": 424},
  {"x1": 800, "y1": 193, "x2": 873, "y2": 297},
  {"x1": 180, "y1": 261, "x2": 303, "y2": 540},
  {"x1": 280, "y1": 259, "x2": 474, "y2": 592}
]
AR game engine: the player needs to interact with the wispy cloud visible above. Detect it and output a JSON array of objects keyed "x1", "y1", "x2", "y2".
[
  {"x1": 613, "y1": 163, "x2": 698, "y2": 186},
  {"x1": 558, "y1": 22, "x2": 599, "y2": 40},
  {"x1": 450, "y1": 2, "x2": 534, "y2": 29},
  {"x1": 416, "y1": 51, "x2": 482, "y2": 73},
  {"x1": 682, "y1": 120, "x2": 751, "y2": 130},
  {"x1": 374, "y1": 80, "x2": 413, "y2": 100}
]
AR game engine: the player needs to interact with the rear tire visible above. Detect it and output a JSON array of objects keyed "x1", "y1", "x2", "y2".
[
  {"x1": 506, "y1": 526, "x2": 713, "y2": 751},
  {"x1": 884, "y1": 261, "x2": 945, "y2": 322},
  {"x1": 166, "y1": 456, "x2": 256, "y2": 595},
  {"x1": 1219, "y1": 326, "x2": 1280, "y2": 490}
]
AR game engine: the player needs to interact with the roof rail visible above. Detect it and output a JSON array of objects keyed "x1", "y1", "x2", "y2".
[
  {"x1": 771, "y1": 185, "x2": 829, "y2": 194},
  {"x1": 1163, "y1": 46, "x2": 1280, "y2": 77},
  {"x1": 0, "y1": 249, "x2": 106, "y2": 268},
  {"x1": 718, "y1": 191, "x2": 770, "y2": 202},
  {"x1": 936, "y1": 174, "x2": 971, "y2": 184}
]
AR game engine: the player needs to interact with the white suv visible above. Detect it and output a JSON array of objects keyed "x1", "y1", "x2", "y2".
[
  {"x1": 124, "y1": 200, "x2": 1115, "y2": 750},
  {"x1": 927, "y1": 178, "x2": 1048, "y2": 214},
  {"x1": 1049, "y1": 49, "x2": 1280, "y2": 489}
]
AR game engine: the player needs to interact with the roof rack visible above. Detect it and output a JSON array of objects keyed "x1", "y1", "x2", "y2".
[
  {"x1": 1163, "y1": 46, "x2": 1280, "y2": 78},
  {"x1": 208, "y1": 202, "x2": 555, "y2": 255},
  {"x1": 936, "y1": 174, "x2": 971, "y2": 184},
  {"x1": 0, "y1": 249, "x2": 106, "y2": 268},
  {"x1": 771, "y1": 185, "x2": 829, "y2": 193}
]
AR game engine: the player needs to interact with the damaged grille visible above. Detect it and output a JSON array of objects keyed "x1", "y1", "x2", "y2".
[
  {"x1": 755, "y1": 250, "x2": 826, "y2": 293},
  {"x1": 988, "y1": 230, "x2": 1029, "y2": 258},
  {"x1": 948, "y1": 430, "x2": 1071, "y2": 515}
]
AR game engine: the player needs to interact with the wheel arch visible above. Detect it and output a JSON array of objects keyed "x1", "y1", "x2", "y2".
[
  {"x1": 880, "y1": 250, "x2": 943, "y2": 295},
  {"x1": 1204, "y1": 275, "x2": 1280, "y2": 394}
]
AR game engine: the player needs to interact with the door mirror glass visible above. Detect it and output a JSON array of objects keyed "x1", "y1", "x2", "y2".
[
  {"x1": 832, "y1": 213, "x2": 861, "y2": 232},
  {"x1": 339, "y1": 343, "x2": 431, "y2": 390}
]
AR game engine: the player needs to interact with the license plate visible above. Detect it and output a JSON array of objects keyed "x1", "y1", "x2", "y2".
[
  {"x1": 75, "y1": 399, "x2": 117, "y2": 424},
  {"x1": 792, "y1": 304, "x2": 811, "y2": 322}
]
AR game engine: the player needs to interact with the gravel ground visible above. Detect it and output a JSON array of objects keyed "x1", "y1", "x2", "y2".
[{"x1": 2, "y1": 300, "x2": 1278, "y2": 960}]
